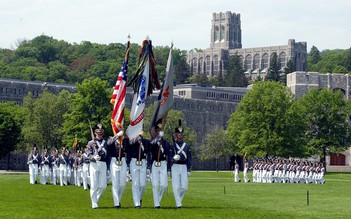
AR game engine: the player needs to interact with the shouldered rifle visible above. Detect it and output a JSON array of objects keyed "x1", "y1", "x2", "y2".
[{"x1": 88, "y1": 119, "x2": 100, "y2": 161}]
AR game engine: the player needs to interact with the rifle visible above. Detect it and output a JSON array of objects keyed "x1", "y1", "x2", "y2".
[
  {"x1": 168, "y1": 124, "x2": 180, "y2": 161},
  {"x1": 88, "y1": 119, "x2": 99, "y2": 160}
]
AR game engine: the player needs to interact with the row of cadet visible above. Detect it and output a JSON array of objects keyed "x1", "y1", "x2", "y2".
[
  {"x1": 28, "y1": 120, "x2": 192, "y2": 209},
  {"x1": 232, "y1": 158, "x2": 326, "y2": 184}
]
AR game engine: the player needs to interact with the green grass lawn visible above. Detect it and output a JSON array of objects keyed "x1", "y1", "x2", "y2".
[{"x1": 0, "y1": 171, "x2": 350, "y2": 219}]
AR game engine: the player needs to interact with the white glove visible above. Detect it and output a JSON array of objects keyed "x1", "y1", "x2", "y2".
[
  {"x1": 117, "y1": 130, "x2": 124, "y2": 137},
  {"x1": 94, "y1": 155, "x2": 101, "y2": 161},
  {"x1": 187, "y1": 172, "x2": 191, "y2": 177},
  {"x1": 159, "y1": 131, "x2": 164, "y2": 137}
]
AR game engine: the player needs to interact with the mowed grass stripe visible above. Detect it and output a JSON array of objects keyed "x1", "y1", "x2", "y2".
[{"x1": 0, "y1": 172, "x2": 350, "y2": 219}]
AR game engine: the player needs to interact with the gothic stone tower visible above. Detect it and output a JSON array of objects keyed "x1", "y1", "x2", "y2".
[{"x1": 210, "y1": 11, "x2": 242, "y2": 49}]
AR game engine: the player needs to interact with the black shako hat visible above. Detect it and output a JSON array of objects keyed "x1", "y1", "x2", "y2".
[{"x1": 175, "y1": 119, "x2": 183, "y2": 134}]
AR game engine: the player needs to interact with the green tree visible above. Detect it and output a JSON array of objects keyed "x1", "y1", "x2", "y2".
[
  {"x1": 188, "y1": 73, "x2": 209, "y2": 85},
  {"x1": 21, "y1": 89, "x2": 71, "y2": 148},
  {"x1": 198, "y1": 126, "x2": 230, "y2": 171},
  {"x1": 266, "y1": 53, "x2": 281, "y2": 82},
  {"x1": 294, "y1": 88, "x2": 351, "y2": 166},
  {"x1": 309, "y1": 46, "x2": 321, "y2": 65},
  {"x1": 0, "y1": 103, "x2": 21, "y2": 158},
  {"x1": 62, "y1": 78, "x2": 112, "y2": 150},
  {"x1": 226, "y1": 81, "x2": 306, "y2": 158},
  {"x1": 225, "y1": 53, "x2": 248, "y2": 87}
]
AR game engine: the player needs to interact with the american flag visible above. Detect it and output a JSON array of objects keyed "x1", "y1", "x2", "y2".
[{"x1": 110, "y1": 41, "x2": 130, "y2": 135}]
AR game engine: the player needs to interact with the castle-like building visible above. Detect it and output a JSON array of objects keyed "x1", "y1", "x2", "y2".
[{"x1": 187, "y1": 11, "x2": 308, "y2": 80}]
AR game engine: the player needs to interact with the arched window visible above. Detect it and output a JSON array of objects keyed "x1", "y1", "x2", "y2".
[
  {"x1": 213, "y1": 55, "x2": 219, "y2": 75},
  {"x1": 262, "y1": 53, "x2": 269, "y2": 69},
  {"x1": 192, "y1": 58, "x2": 198, "y2": 73},
  {"x1": 220, "y1": 25, "x2": 225, "y2": 42},
  {"x1": 244, "y1": 55, "x2": 252, "y2": 70},
  {"x1": 279, "y1": 52, "x2": 286, "y2": 68},
  {"x1": 214, "y1": 26, "x2": 220, "y2": 42},
  {"x1": 239, "y1": 55, "x2": 244, "y2": 66},
  {"x1": 205, "y1": 56, "x2": 211, "y2": 76},
  {"x1": 253, "y1": 54, "x2": 260, "y2": 70},
  {"x1": 198, "y1": 58, "x2": 203, "y2": 74}
]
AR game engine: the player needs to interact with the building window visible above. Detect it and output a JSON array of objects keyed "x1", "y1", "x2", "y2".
[
  {"x1": 214, "y1": 26, "x2": 220, "y2": 42},
  {"x1": 192, "y1": 58, "x2": 198, "y2": 74},
  {"x1": 245, "y1": 55, "x2": 252, "y2": 70},
  {"x1": 253, "y1": 54, "x2": 260, "y2": 70},
  {"x1": 279, "y1": 52, "x2": 286, "y2": 68},
  {"x1": 220, "y1": 25, "x2": 225, "y2": 41},
  {"x1": 213, "y1": 55, "x2": 219, "y2": 75},
  {"x1": 205, "y1": 56, "x2": 211, "y2": 76},
  {"x1": 262, "y1": 53, "x2": 269, "y2": 69},
  {"x1": 179, "y1": 90, "x2": 186, "y2": 96}
]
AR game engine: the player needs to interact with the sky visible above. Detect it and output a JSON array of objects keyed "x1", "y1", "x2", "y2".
[{"x1": 1, "y1": 0, "x2": 350, "y2": 52}]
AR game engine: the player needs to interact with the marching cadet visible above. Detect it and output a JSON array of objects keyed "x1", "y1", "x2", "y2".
[
  {"x1": 74, "y1": 150, "x2": 83, "y2": 186},
  {"x1": 107, "y1": 130, "x2": 127, "y2": 209},
  {"x1": 81, "y1": 146, "x2": 91, "y2": 190},
  {"x1": 51, "y1": 148, "x2": 59, "y2": 185},
  {"x1": 88, "y1": 121, "x2": 109, "y2": 209},
  {"x1": 59, "y1": 147, "x2": 69, "y2": 186},
  {"x1": 149, "y1": 123, "x2": 170, "y2": 209},
  {"x1": 40, "y1": 147, "x2": 51, "y2": 184},
  {"x1": 234, "y1": 160, "x2": 241, "y2": 182},
  {"x1": 243, "y1": 157, "x2": 250, "y2": 183},
  {"x1": 67, "y1": 150, "x2": 75, "y2": 185},
  {"x1": 27, "y1": 145, "x2": 40, "y2": 184},
  {"x1": 169, "y1": 120, "x2": 192, "y2": 209},
  {"x1": 127, "y1": 133, "x2": 150, "y2": 208}
]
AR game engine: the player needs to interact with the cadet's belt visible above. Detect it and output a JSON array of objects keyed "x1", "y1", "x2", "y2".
[
  {"x1": 174, "y1": 160, "x2": 187, "y2": 165},
  {"x1": 154, "y1": 158, "x2": 166, "y2": 161}
]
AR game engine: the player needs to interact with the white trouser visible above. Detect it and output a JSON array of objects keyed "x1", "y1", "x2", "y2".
[
  {"x1": 59, "y1": 164, "x2": 68, "y2": 186},
  {"x1": 234, "y1": 169, "x2": 241, "y2": 182},
  {"x1": 40, "y1": 164, "x2": 50, "y2": 184},
  {"x1": 243, "y1": 167, "x2": 249, "y2": 183},
  {"x1": 90, "y1": 161, "x2": 107, "y2": 208},
  {"x1": 29, "y1": 163, "x2": 39, "y2": 184},
  {"x1": 130, "y1": 158, "x2": 147, "y2": 207},
  {"x1": 52, "y1": 165, "x2": 59, "y2": 185},
  {"x1": 151, "y1": 160, "x2": 168, "y2": 207},
  {"x1": 76, "y1": 168, "x2": 82, "y2": 186},
  {"x1": 110, "y1": 157, "x2": 127, "y2": 207},
  {"x1": 171, "y1": 164, "x2": 188, "y2": 208},
  {"x1": 82, "y1": 163, "x2": 90, "y2": 190}
]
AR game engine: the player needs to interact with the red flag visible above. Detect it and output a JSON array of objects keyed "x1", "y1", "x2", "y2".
[{"x1": 110, "y1": 40, "x2": 130, "y2": 135}]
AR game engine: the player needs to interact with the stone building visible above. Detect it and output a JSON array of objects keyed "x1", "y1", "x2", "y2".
[
  {"x1": 0, "y1": 78, "x2": 76, "y2": 105},
  {"x1": 287, "y1": 71, "x2": 351, "y2": 171},
  {"x1": 187, "y1": 11, "x2": 307, "y2": 81}
]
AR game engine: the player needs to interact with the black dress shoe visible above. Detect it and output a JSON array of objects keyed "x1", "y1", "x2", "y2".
[
  {"x1": 177, "y1": 206, "x2": 182, "y2": 209},
  {"x1": 140, "y1": 199, "x2": 142, "y2": 207},
  {"x1": 115, "y1": 205, "x2": 121, "y2": 209},
  {"x1": 135, "y1": 205, "x2": 141, "y2": 209},
  {"x1": 155, "y1": 206, "x2": 160, "y2": 209}
]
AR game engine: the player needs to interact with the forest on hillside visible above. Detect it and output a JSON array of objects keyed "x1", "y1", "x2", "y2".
[{"x1": 0, "y1": 35, "x2": 350, "y2": 87}]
